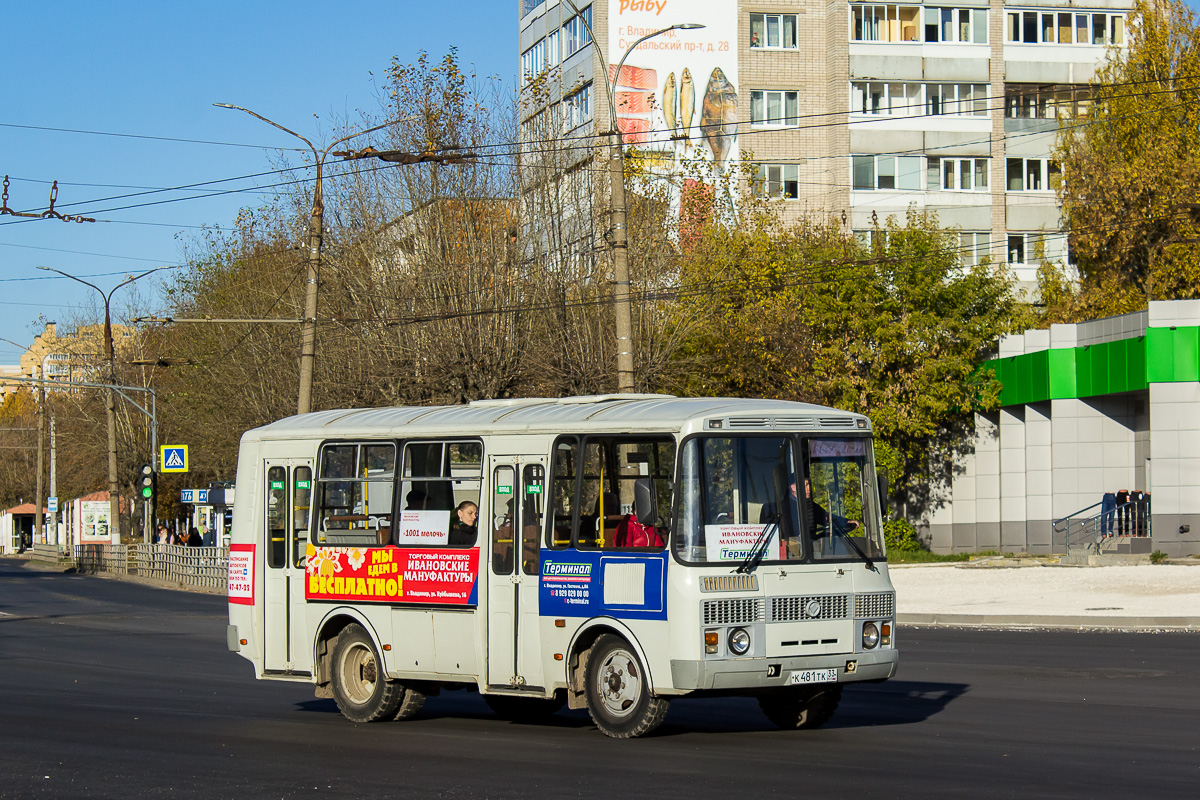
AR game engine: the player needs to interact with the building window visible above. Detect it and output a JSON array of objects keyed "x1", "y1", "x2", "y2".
[
  {"x1": 1006, "y1": 10, "x2": 1124, "y2": 45},
  {"x1": 850, "y1": 82, "x2": 986, "y2": 116},
  {"x1": 752, "y1": 163, "x2": 800, "y2": 198},
  {"x1": 1006, "y1": 158, "x2": 1061, "y2": 191},
  {"x1": 562, "y1": 83, "x2": 592, "y2": 131},
  {"x1": 924, "y1": 7, "x2": 988, "y2": 43},
  {"x1": 750, "y1": 90, "x2": 800, "y2": 127},
  {"x1": 852, "y1": 155, "x2": 923, "y2": 190},
  {"x1": 751, "y1": 13, "x2": 799, "y2": 48},
  {"x1": 1005, "y1": 84, "x2": 1091, "y2": 119},
  {"x1": 546, "y1": 28, "x2": 561, "y2": 69},
  {"x1": 926, "y1": 83, "x2": 989, "y2": 116},
  {"x1": 521, "y1": 40, "x2": 546, "y2": 84},
  {"x1": 960, "y1": 231, "x2": 992, "y2": 266},
  {"x1": 929, "y1": 157, "x2": 989, "y2": 191},
  {"x1": 563, "y1": 4, "x2": 593, "y2": 56},
  {"x1": 852, "y1": 4, "x2": 922, "y2": 42},
  {"x1": 851, "y1": 81, "x2": 922, "y2": 115}
]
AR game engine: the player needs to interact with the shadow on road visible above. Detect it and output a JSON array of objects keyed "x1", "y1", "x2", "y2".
[{"x1": 290, "y1": 680, "x2": 967, "y2": 736}]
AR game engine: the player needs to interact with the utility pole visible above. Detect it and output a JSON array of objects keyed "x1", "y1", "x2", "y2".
[
  {"x1": 564, "y1": 1, "x2": 703, "y2": 392},
  {"x1": 35, "y1": 378, "x2": 45, "y2": 544},
  {"x1": 37, "y1": 266, "x2": 172, "y2": 543},
  {"x1": 49, "y1": 413, "x2": 58, "y2": 550},
  {"x1": 214, "y1": 104, "x2": 403, "y2": 415}
]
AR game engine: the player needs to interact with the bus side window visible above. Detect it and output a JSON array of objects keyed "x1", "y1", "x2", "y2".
[
  {"x1": 293, "y1": 466, "x2": 311, "y2": 567},
  {"x1": 575, "y1": 437, "x2": 674, "y2": 550},
  {"x1": 492, "y1": 465, "x2": 515, "y2": 574},
  {"x1": 266, "y1": 466, "x2": 286, "y2": 568},
  {"x1": 549, "y1": 438, "x2": 577, "y2": 548},
  {"x1": 522, "y1": 464, "x2": 544, "y2": 575}
]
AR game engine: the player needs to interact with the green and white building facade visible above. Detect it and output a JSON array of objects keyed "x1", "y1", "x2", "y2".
[{"x1": 926, "y1": 300, "x2": 1200, "y2": 557}]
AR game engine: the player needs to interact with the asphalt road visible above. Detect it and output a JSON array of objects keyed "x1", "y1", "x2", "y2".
[{"x1": 1, "y1": 559, "x2": 1197, "y2": 799}]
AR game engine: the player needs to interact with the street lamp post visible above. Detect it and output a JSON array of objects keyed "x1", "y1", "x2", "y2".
[
  {"x1": 213, "y1": 105, "x2": 400, "y2": 416},
  {"x1": 37, "y1": 266, "x2": 172, "y2": 543},
  {"x1": 564, "y1": 2, "x2": 703, "y2": 392}
]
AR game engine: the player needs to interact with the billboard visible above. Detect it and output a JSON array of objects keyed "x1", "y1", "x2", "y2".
[
  {"x1": 79, "y1": 501, "x2": 112, "y2": 544},
  {"x1": 607, "y1": 0, "x2": 738, "y2": 180}
]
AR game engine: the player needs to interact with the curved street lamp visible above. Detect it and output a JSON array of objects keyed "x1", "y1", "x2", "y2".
[
  {"x1": 37, "y1": 265, "x2": 173, "y2": 542},
  {"x1": 564, "y1": 1, "x2": 704, "y2": 392},
  {"x1": 213, "y1": 105, "x2": 407, "y2": 416}
]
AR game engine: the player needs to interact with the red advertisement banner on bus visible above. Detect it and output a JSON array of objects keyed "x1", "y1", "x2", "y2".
[{"x1": 305, "y1": 545, "x2": 480, "y2": 606}]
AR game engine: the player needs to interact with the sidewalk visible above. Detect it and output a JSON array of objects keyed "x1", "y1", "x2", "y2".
[{"x1": 890, "y1": 560, "x2": 1200, "y2": 631}]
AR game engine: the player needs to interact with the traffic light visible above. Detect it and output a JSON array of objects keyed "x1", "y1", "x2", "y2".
[{"x1": 139, "y1": 463, "x2": 156, "y2": 501}]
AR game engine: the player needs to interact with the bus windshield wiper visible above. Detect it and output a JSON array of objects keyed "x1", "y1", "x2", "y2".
[
  {"x1": 830, "y1": 523, "x2": 878, "y2": 572},
  {"x1": 736, "y1": 520, "x2": 777, "y2": 574}
]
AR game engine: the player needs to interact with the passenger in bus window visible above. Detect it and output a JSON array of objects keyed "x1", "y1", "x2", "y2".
[
  {"x1": 449, "y1": 501, "x2": 478, "y2": 546},
  {"x1": 405, "y1": 489, "x2": 429, "y2": 510}
]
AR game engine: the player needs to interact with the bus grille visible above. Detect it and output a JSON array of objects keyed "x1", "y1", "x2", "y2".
[
  {"x1": 855, "y1": 592, "x2": 895, "y2": 618},
  {"x1": 771, "y1": 594, "x2": 850, "y2": 622},
  {"x1": 702, "y1": 598, "x2": 765, "y2": 625},
  {"x1": 701, "y1": 574, "x2": 759, "y2": 592}
]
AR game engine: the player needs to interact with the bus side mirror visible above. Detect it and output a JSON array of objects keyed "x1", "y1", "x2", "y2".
[
  {"x1": 877, "y1": 469, "x2": 889, "y2": 509},
  {"x1": 634, "y1": 477, "x2": 658, "y2": 525}
]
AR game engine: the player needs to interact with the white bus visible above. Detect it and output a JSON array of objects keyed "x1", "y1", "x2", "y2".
[{"x1": 227, "y1": 395, "x2": 897, "y2": 737}]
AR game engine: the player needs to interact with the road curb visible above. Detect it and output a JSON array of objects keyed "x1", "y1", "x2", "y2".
[{"x1": 899, "y1": 613, "x2": 1200, "y2": 631}]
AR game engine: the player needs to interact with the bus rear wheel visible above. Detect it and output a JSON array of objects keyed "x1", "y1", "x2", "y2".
[
  {"x1": 758, "y1": 685, "x2": 843, "y2": 730},
  {"x1": 584, "y1": 634, "x2": 669, "y2": 738},
  {"x1": 330, "y1": 623, "x2": 408, "y2": 723}
]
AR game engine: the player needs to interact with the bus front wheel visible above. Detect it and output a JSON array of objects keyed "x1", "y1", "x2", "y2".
[
  {"x1": 584, "y1": 634, "x2": 669, "y2": 738},
  {"x1": 330, "y1": 623, "x2": 409, "y2": 723},
  {"x1": 758, "y1": 685, "x2": 843, "y2": 730}
]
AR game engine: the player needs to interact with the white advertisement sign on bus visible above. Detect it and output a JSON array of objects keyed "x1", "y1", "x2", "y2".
[
  {"x1": 607, "y1": 0, "x2": 738, "y2": 205},
  {"x1": 395, "y1": 510, "x2": 451, "y2": 546},
  {"x1": 705, "y1": 523, "x2": 778, "y2": 562}
]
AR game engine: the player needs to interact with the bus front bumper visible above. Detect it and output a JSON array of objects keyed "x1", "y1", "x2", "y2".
[{"x1": 669, "y1": 649, "x2": 898, "y2": 692}]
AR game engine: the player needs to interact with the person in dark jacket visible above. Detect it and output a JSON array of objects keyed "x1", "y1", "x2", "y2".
[{"x1": 186, "y1": 527, "x2": 203, "y2": 547}]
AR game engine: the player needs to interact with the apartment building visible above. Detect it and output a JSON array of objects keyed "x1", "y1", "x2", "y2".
[{"x1": 517, "y1": 0, "x2": 1132, "y2": 284}]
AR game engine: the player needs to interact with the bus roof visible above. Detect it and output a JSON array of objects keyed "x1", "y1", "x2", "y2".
[{"x1": 244, "y1": 395, "x2": 868, "y2": 442}]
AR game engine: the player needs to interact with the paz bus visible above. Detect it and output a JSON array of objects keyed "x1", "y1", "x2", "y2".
[{"x1": 226, "y1": 395, "x2": 897, "y2": 738}]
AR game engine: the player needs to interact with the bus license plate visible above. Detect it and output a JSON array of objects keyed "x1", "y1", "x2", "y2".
[{"x1": 788, "y1": 668, "x2": 838, "y2": 685}]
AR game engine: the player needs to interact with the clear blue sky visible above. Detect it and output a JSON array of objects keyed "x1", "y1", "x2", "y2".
[{"x1": 0, "y1": 0, "x2": 516, "y2": 361}]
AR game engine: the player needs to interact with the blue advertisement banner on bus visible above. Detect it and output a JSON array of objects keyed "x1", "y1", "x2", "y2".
[{"x1": 539, "y1": 550, "x2": 668, "y2": 620}]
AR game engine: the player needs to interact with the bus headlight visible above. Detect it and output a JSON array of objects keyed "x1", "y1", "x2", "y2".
[
  {"x1": 862, "y1": 622, "x2": 880, "y2": 649},
  {"x1": 727, "y1": 627, "x2": 751, "y2": 656}
]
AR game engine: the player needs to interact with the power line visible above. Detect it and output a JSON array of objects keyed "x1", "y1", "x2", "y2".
[{"x1": 0, "y1": 120, "x2": 308, "y2": 151}]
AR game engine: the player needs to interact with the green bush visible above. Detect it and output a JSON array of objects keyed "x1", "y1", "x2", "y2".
[
  {"x1": 884, "y1": 518, "x2": 923, "y2": 552},
  {"x1": 1150, "y1": 550, "x2": 1168, "y2": 565}
]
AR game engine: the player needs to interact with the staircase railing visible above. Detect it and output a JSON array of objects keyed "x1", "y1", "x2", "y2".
[{"x1": 1054, "y1": 497, "x2": 1152, "y2": 553}]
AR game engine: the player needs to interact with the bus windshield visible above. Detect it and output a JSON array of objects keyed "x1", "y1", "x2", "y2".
[{"x1": 673, "y1": 435, "x2": 885, "y2": 565}]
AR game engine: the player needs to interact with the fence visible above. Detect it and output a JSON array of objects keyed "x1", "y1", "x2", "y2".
[{"x1": 74, "y1": 543, "x2": 228, "y2": 591}]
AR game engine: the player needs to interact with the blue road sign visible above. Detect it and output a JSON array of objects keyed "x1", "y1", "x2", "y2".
[{"x1": 161, "y1": 445, "x2": 189, "y2": 473}]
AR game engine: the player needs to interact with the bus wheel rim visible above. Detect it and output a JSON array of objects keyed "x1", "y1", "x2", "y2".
[
  {"x1": 597, "y1": 649, "x2": 640, "y2": 718},
  {"x1": 341, "y1": 642, "x2": 377, "y2": 704}
]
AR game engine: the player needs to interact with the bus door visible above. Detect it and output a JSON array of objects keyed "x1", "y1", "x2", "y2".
[
  {"x1": 263, "y1": 459, "x2": 314, "y2": 675},
  {"x1": 485, "y1": 456, "x2": 547, "y2": 690}
]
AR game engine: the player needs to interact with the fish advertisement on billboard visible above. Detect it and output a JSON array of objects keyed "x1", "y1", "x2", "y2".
[{"x1": 607, "y1": 0, "x2": 738, "y2": 204}]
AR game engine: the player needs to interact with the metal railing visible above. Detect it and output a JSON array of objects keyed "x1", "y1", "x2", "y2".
[
  {"x1": 74, "y1": 543, "x2": 228, "y2": 590},
  {"x1": 1055, "y1": 497, "x2": 1152, "y2": 553}
]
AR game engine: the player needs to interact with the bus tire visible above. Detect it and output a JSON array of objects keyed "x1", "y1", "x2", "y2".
[
  {"x1": 330, "y1": 623, "x2": 404, "y2": 723},
  {"x1": 393, "y1": 685, "x2": 426, "y2": 721},
  {"x1": 484, "y1": 693, "x2": 565, "y2": 722},
  {"x1": 584, "y1": 634, "x2": 669, "y2": 738},
  {"x1": 757, "y1": 685, "x2": 843, "y2": 730}
]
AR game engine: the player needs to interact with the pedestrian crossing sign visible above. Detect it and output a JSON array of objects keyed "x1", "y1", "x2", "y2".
[{"x1": 161, "y1": 445, "x2": 189, "y2": 473}]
